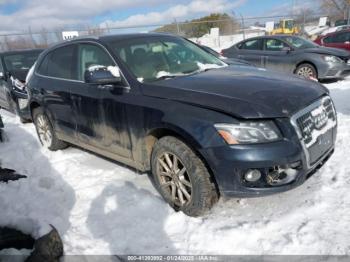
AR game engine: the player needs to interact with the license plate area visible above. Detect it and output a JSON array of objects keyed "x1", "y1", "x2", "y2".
[{"x1": 307, "y1": 129, "x2": 334, "y2": 166}]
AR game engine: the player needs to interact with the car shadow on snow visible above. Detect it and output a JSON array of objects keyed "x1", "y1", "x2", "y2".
[
  {"x1": 0, "y1": 113, "x2": 76, "y2": 251},
  {"x1": 86, "y1": 181, "x2": 177, "y2": 254}
]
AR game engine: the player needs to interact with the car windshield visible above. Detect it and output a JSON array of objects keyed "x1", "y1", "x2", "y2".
[
  {"x1": 282, "y1": 36, "x2": 318, "y2": 49},
  {"x1": 107, "y1": 36, "x2": 226, "y2": 82},
  {"x1": 3, "y1": 51, "x2": 41, "y2": 72}
]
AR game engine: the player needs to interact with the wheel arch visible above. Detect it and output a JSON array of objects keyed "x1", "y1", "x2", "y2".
[
  {"x1": 29, "y1": 101, "x2": 41, "y2": 119},
  {"x1": 294, "y1": 61, "x2": 318, "y2": 77},
  {"x1": 142, "y1": 126, "x2": 220, "y2": 193}
]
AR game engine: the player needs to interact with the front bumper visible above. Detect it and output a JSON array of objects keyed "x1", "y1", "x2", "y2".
[
  {"x1": 319, "y1": 61, "x2": 350, "y2": 79},
  {"x1": 200, "y1": 118, "x2": 336, "y2": 197}
]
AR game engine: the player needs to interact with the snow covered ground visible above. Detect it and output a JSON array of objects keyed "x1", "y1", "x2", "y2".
[{"x1": 0, "y1": 79, "x2": 350, "y2": 255}]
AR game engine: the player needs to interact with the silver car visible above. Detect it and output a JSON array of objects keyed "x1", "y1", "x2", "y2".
[{"x1": 222, "y1": 35, "x2": 350, "y2": 81}]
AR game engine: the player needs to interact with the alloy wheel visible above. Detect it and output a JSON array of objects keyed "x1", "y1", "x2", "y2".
[
  {"x1": 36, "y1": 115, "x2": 52, "y2": 148},
  {"x1": 156, "y1": 152, "x2": 192, "y2": 206},
  {"x1": 297, "y1": 66, "x2": 315, "y2": 78}
]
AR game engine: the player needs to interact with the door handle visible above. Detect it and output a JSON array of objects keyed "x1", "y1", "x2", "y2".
[{"x1": 97, "y1": 84, "x2": 114, "y2": 90}]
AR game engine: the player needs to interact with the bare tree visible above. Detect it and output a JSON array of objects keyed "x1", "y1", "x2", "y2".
[
  {"x1": 38, "y1": 27, "x2": 49, "y2": 48},
  {"x1": 87, "y1": 25, "x2": 106, "y2": 37},
  {"x1": 320, "y1": 0, "x2": 350, "y2": 21},
  {"x1": 4, "y1": 36, "x2": 34, "y2": 51}
]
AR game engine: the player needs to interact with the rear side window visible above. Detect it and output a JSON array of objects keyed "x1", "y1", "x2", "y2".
[
  {"x1": 264, "y1": 39, "x2": 288, "y2": 51},
  {"x1": 324, "y1": 32, "x2": 350, "y2": 44},
  {"x1": 37, "y1": 54, "x2": 49, "y2": 75},
  {"x1": 45, "y1": 45, "x2": 77, "y2": 80},
  {"x1": 239, "y1": 39, "x2": 263, "y2": 50}
]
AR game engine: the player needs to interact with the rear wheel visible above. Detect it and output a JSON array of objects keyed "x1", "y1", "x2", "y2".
[
  {"x1": 151, "y1": 136, "x2": 218, "y2": 217},
  {"x1": 295, "y1": 63, "x2": 317, "y2": 80},
  {"x1": 33, "y1": 107, "x2": 68, "y2": 151}
]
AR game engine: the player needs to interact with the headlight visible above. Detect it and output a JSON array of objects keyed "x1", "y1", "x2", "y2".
[
  {"x1": 215, "y1": 121, "x2": 282, "y2": 145},
  {"x1": 323, "y1": 55, "x2": 343, "y2": 63},
  {"x1": 11, "y1": 77, "x2": 26, "y2": 91}
]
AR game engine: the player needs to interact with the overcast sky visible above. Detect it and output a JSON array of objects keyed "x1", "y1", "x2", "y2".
[{"x1": 0, "y1": 0, "x2": 317, "y2": 33}]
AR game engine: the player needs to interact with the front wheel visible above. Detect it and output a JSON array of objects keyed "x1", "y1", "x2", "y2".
[
  {"x1": 295, "y1": 63, "x2": 317, "y2": 80},
  {"x1": 33, "y1": 108, "x2": 68, "y2": 151},
  {"x1": 151, "y1": 136, "x2": 218, "y2": 217}
]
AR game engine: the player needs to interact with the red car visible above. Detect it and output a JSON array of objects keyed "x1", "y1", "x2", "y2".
[{"x1": 315, "y1": 29, "x2": 350, "y2": 51}]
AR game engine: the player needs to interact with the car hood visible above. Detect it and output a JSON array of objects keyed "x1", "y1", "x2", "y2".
[
  {"x1": 303, "y1": 46, "x2": 350, "y2": 57},
  {"x1": 224, "y1": 58, "x2": 254, "y2": 67},
  {"x1": 141, "y1": 66, "x2": 328, "y2": 119}
]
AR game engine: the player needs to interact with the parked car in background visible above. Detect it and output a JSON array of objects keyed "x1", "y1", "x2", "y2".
[
  {"x1": 315, "y1": 29, "x2": 350, "y2": 52},
  {"x1": 200, "y1": 45, "x2": 253, "y2": 66},
  {"x1": 28, "y1": 33, "x2": 337, "y2": 216},
  {"x1": 222, "y1": 35, "x2": 350, "y2": 80},
  {"x1": 0, "y1": 49, "x2": 43, "y2": 122}
]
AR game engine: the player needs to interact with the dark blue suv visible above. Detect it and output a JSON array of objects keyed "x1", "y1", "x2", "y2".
[{"x1": 27, "y1": 33, "x2": 337, "y2": 216}]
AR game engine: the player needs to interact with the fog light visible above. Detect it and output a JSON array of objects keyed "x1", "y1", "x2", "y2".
[{"x1": 244, "y1": 169, "x2": 261, "y2": 182}]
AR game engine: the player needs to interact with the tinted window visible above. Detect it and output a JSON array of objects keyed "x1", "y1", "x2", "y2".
[
  {"x1": 265, "y1": 39, "x2": 288, "y2": 51},
  {"x1": 78, "y1": 44, "x2": 115, "y2": 81},
  {"x1": 47, "y1": 45, "x2": 77, "y2": 80},
  {"x1": 324, "y1": 32, "x2": 350, "y2": 44},
  {"x1": 37, "y1": 54, "x2": 49, "y2": 75},
  {"x1": 239, "y1": 39, "x2": 262, "y2": 50},
  {"x1": 3, "y1": 51, "x2": 41, "y2": 72}
]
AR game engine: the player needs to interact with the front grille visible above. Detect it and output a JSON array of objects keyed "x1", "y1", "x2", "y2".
[{"x1": 292, "y1": 96, "x2": 337, "y2": 167}]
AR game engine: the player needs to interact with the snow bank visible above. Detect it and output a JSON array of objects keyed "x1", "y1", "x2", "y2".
[{"x1": 0, "y1": 79, "x2": 350, "y2": 255}]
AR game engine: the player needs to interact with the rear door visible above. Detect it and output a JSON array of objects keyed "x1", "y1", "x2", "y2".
[
  {"x1": 234, "y1": 38, "x2": 264, "y2": 67},
  {"x1": 323, "y1": 32, "x2": 350, "y2": 51},
  {"x1": 35, "y1": 44, "x2": 78, "y2": 140},
  {"x1": 262, "y1": 38, "x2": 295, "y2": 73}
]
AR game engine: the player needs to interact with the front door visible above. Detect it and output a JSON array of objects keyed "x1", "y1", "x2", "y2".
[
  {"x1": 73, "y1": 43, "x2": 132, "y2": 158},
  {"x1": 263, "y1": 38, "x2": 295, "y2": 73}
]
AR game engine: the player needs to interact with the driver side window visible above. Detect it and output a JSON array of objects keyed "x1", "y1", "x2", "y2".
[
  {"x1": 265, "y1": 39, "x2": 288, "y2": 51},
  {"x1": 78, "y1": 44, "x2": 115, "y2": 81}
]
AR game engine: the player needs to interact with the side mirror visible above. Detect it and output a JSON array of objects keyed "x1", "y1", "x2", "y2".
[{"x1": 84, "y1": 66, "x2": 122, "y2": 85}]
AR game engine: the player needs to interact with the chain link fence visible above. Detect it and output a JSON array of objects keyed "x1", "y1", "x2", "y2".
[{"x1": 0, "y1": 13, "x2": 326, "y2": 52}]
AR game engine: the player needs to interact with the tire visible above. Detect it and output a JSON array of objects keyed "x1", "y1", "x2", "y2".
[
  {"x1": 33, "y1": 107, "x2": 68, "y2": 151},
  {"x1": 151, "y1": 136, "x2": 218, "y2": 217},
  {"x1": 295, "y1": 63, "x2": 317, "y2": 80}
]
